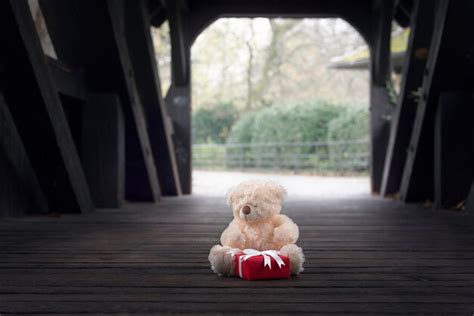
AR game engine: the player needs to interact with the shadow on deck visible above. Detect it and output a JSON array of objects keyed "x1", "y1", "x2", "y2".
[{"x1": 1, "y1": 195, "x2": 474, "y2": 314}]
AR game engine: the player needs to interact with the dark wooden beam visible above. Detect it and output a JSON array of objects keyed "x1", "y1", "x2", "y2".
[
  {"x1": 399, "y1": 0, "x2": 449, "y2": 202},
  {"x1": 0, "y1": 0, "x2": 94, "y2": 213},
  {"x1": 181, "y1": 0, "x2": 373, "y2": 45},
  {"x1": 400, "y1": 0, "x2": 474, "y2": 202},
  {"x1": 165, "y1": 0, "x2": 192, "y2": 194},
  {"x1": 394, "y1": 0, "x2": 414, "y2": 27},
  {"x1": 125, "y1": 0, "x2": 182, "y2": 196},
  {"x1": 82, "y1": 94, "x2": 125, "y2": 208},
  {"x1": 165, "y1": 85, "x2": 191, "y2": 194},
  {"x1": 466, "y1": 182, "x2": 474, "y2": 214},
  {"x1": 47, "y1": 57, "x2": 88, "y2": 101},
  {"x1": 165, "y1": 0, "x2": 188, "y2": 86},
  {"x1": 380, "y1": 0, "x2": 435, "y2": 196},
  {"x1": 434, "y1": 91, "x2": 474, "y2": 209},
  {"x1": 368, "y1": 0, "x2": 395, "y2": 194},
  {"x1": 40, "y1": 0, "x2": 162, "y2": 202},
  {"x1": 107, "y1": 0, "x2": 162, "y2": 201},
  {"x1": 149, "y1": 1, "x2": 167, "y2": 27},
  {"x1": 0, "y1": 93, "x2": 49, "y2": 216}
]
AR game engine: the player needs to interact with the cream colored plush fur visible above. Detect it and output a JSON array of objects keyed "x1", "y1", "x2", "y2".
[{"x1": 208, "y1": 180, "x2": 305, "y2": 276}]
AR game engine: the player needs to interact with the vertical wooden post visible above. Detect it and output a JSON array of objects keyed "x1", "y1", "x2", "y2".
[
  {"x1": 466, "y1": 182, "x2": 474, "y2": 214},
  {"x1": 434, "y1": 92, "x2": 473, "y2": 209},
  {"x1": 166, "y1": 0, "x2": 192, "y2": 194},
  {"x1": 369, "y1": 0, "x2": 394, "y2": 193},
  {"x1": 82, "y1": 94, "x2": 125, "y2": 208}
]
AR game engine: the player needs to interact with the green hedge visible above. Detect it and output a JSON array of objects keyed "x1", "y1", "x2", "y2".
[
  {"x1": 192, "y1": 100, "x2": 369, "y2": 172},
  {"x1": 228, "y1": 101, "x2": 341, "y2": 144},
  {"x1": 226, "y1": 101, "x2": 343, "y2": 170},
  {"x1": 326, "y1": 106, "x2": 369, "y2": 171},
  {"x1": 192, "y1": 103, "x2": 238, "y2": 144}
]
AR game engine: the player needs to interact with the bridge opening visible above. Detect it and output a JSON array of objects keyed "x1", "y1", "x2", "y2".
[{"x1": 178, "y1": 18, "x2": 374, "y2": 197}]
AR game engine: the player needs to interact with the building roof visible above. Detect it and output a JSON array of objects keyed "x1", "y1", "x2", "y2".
[{"x1": 328, "y1": 28, "x2": 410, "y2": 72}]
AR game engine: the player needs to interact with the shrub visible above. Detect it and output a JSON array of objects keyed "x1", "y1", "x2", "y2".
[
  {"x1": 326, "y1": 106, "x2": 369, "y2": 171},
  {"x1": 192, "y1": 103, "x2": 238, "y2": 144},
  {"x1": 228, "y1": 101, "x2": 341, "y2": 144},
  {"x1": 226, "y1": 100, "x2": 342, "y2": 169},
  {"x1": 226, "y1": 113, "x2": 256, "y2": 144}
]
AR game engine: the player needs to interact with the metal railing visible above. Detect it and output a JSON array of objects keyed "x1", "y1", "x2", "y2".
[{"x1": 193, "y1": 139, "x2": 369, "y2": 173}]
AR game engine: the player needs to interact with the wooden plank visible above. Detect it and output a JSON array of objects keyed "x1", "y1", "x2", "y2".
[
  {"x1": 0, "y1": 93, "x2": 49, "y2": 216},
  {"x1": 82, "y1": 94, "x2": 125, "y2": 208},
  {"x1": 0, "y1": 0, "x2": 94, "y2": 213},
  {"x1": 434, "y1": 91, "x2": 474, "y2": 209},
  {"x1": 124, "y1": 0, "x2": 182, "y2": 196},
  {"x1": 162, "y1": 0, "x2": 374, "y2": 44},
  {"x1": 368, "y1": 0, "x2": 394, "y2": 194},
  {"x1": 39, "y1": 0, "x2": 162, "y2": 202},
  {"x1": 380, "y1": 0, "x2": 435, "y2": 196},
  {"x1": 0, "y1": 193, "x2": 474, "y2": 313}
]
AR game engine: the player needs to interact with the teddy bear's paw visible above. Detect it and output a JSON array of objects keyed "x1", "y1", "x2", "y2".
[
  {"x1": 279, "y1": 244, "x2": 305, "y2": 275},
  {"x1": 208, "y1": 244, "x2": 236, "y2": 276},
  {"x1": 273, "y1": 226, "x2": 297, "y2": 246}
]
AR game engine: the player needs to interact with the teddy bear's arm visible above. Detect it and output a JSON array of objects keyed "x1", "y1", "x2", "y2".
[
  {"x1": 220, "y1": 219, "x2": 243, "y2": 248},
  {"x1": 272, "y1": 214, "x2": 299, "y2": 246}
]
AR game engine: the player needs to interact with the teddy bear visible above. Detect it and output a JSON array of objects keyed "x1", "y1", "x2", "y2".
[{"x1": 208, "y1": 179, "x2": 305, "y2": 276}]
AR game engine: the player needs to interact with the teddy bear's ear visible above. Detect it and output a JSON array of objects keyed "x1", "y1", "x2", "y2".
[
  {"x1": 226, "y1": 186, "x2": 236, "y2": 206},
  {"x1": 268, "y1": 182, "x2": 287, "y2": 203}
]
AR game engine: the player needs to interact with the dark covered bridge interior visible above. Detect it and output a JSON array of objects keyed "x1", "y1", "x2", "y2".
[{"x1": 1, "y1": 0, "x2": 474, "y2": 314}]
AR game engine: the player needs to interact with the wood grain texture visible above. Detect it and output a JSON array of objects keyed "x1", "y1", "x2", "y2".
[{"x1": 0, "y1": 195, "x2": 473, "y2": 314}]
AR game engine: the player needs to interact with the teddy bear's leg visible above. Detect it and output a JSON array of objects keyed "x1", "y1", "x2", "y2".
[
  {"x1": 208, "y1": 244, "x2": 238, "y2": 276},
  {"x1": 279, "y1": 244, "x2": 305, "y2": 275}
]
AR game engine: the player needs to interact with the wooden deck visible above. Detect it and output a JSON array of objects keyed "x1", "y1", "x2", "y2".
[{"x1": 1, "y1": 194, "x2": 474, "y2": 314}]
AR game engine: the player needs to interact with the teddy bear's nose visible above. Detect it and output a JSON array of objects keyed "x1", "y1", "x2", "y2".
[{"x1": 242, "y1": 205, "x2": 251, "y2": 215}]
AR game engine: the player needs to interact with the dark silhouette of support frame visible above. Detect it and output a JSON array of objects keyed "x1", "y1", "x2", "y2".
[{"x1": 381, "y1": 0, "x2": 435, "y2": 197}]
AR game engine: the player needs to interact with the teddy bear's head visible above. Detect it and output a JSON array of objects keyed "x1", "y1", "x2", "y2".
[{"x1": 226, "y1": 180, "x2": 287, "y2": 223}]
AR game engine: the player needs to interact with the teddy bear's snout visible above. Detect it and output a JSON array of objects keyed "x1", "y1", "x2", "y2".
[{"x1": 242, "y1": 205, "x2": 251, "y2": 215}]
